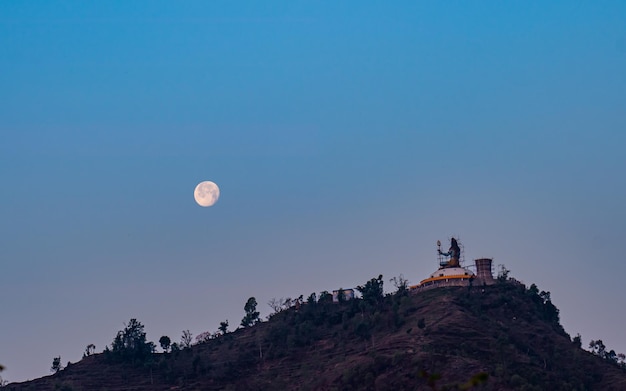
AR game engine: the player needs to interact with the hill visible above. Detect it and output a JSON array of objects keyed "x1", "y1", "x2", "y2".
[{"x1": 6, "y1": 281, "x2": 626, "y2": 390}]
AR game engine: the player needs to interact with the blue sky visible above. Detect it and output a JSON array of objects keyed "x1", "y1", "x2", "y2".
[{"x1": 1, "y1": 1, "x2": 626, "y2": 382}]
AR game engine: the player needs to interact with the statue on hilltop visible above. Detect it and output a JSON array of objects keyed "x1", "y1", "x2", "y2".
[{"x1": 438, "y1": 237, "x2": 460, "y2": 268}]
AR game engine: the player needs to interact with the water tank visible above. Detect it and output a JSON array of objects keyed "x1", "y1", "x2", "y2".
[{"x1": 474, "y1": 258, "x2": 494, "y2": 284}]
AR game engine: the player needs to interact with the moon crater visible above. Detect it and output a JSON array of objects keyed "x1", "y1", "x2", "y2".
[{"x1": 194, "y1": 181, "x2": 220, "y2": 207}]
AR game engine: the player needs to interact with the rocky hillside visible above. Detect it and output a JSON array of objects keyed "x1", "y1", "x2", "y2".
[{"x1": 6, "y1": 282, "x2": 626, "y2": 390}]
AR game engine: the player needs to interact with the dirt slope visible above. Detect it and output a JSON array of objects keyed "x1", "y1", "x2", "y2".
[{"x1": 7, "y1": 283, "x2": 626, "y2": 391}]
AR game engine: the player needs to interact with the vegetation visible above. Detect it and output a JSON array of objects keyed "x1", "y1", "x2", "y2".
[
  {"x1": 356, "y1": 274, "x2": 384, "y2": 305},
  {"x1": 51, "y1": 356, "x2": 63, "y2": 373},
  {"x1": 240, "y1": 297, "x2": 260, "y2": 327},
  {"x1": 5, "y1": 276, "x2": 626, "y2": 390},
  {"x1": 390, "y1": 274, "x2": 409, "y2": 296},
  {"x1": 180, "y1": 330, "x2": 193, "y2": 349},
  {"x1": 589, "y1": 339, "x2": 626, "y2": 368},
  {"x1": 159, "y1": 336, "x2": 171, "y2": 352},
  {"x1": 218, "y1": 320, "x2": 229, "y2": 335},
  {"x1": 496, "y1": 265, "x2": 510, "y2": 282},
  {"x1": 0, "y1": 364, "x2": 5, "y2": 387},
  {"x1": 108, "y1": 318, "x2": 155, "y2": 364},
  {"x1": 319, "y1": 290, "x2": 332, "y2": 303},
  {"x1": 82, "y1": 343, "x2": 95, "y2": 358},
  {"x1": 573, "y1": 333, "x2": 582, "y2": 348}
]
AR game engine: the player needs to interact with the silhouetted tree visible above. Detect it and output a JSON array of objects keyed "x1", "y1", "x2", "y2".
[
  {"x1": 181, "y1": 330, "x2": 193, "y2": 348},
  {"x1": 268, "y1": 297, "x2": 293, "y2": 315},
  {"x1": 589, "y1": 339, "x2": 625, "y2": 366},
  {"x1": 268, "y1": 298, "x2": 283, "y2": 315},
  {"x1": 618, "y1": 353, "x2": 626, "y2": 368},
  {"x1": 159, "y1": 336, "x2": 171, "y2": 352},
  {"x1": 390, "y1": 274, "x2": 409, "y2": 296},
  {"x1": 357, "y1": 274, "x2": 384, "y2": 305},
  {"x1": 590, "y1": 339, "x2": 607, "y2": 358},
  {"x1": 537, "y1": 289, "x2": 560, "y2": 324},
  {"x1": 196, "y1": 331, "x2": 212, "y2": 344},
  {"x1": 83, "y1": 343, "x2": 96, "y2": 358},
  {"x1": 497, "y1": 265, "x2": 510, "y2": 282},
  {"x1": 319, "y1": 291, "x2": 332, "y2": 303},
  {"x1": 572, "y1": 333, "x2": 582, "y2": 348},
  {"x1": 219, "y1": 320, "x2": 229, "y2": 335},
  {"x1": 51, "y1": 356, "x2": 63, "y2": 373},
  {"x1": 539, "y1": 290, "x2": 551, "y2": 303},
  {"x1": 111, "y1": 318, "x2": 155, "y2": 363},
  {"x1": 241, "y1": 297, "x2": 260, "y2": 327},
  {"x1": 336, "y1": 288, "x2": 346, "y2": 302},
  {"x1": 607, "y1": 349, "x2": 618, "y2": 364}
]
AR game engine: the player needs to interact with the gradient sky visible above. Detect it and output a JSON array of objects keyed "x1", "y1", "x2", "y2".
[{"x1": 1, "y1": 1, "x2": 625, "y2": 383}]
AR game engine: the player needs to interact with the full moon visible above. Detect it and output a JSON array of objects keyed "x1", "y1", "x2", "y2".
[{"x1": 194, "y1": 181, "x2": 220, "y2": 207}]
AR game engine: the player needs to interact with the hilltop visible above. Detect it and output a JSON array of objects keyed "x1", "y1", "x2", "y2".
[{"x1": 6, "y1": 281, "x2": 626, "y2": 390}]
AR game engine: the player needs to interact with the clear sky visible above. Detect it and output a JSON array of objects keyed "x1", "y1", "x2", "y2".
[{"x1": 1, "y1": 1, "x2": 625, "y2": 383}]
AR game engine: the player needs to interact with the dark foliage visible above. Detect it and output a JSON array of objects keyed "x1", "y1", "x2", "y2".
[
  {"x1": 108, "y1": 318, "x2": 155, "y2": 364},
  {"x1": 159, "y1": 336, "x2": 171, "y2": 352},
  {"x1": 241, "y1": 297, "x2": 260, "y2": 328},
  {"x1": 356, "y1": 274, "x2": 384, "y2": 305},
  {"x1": 51, "y1": 356, "x2": 63, "y2": 373},
  {"x1": 218, "y1": 320, "x2": 229, "y2": 335},
  {"x1": 7, "y1": 282, "x2": 626, "y2": 391}
]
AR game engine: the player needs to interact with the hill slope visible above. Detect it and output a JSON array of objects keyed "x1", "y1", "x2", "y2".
[{"x1": 6, "y1": 282, "x2": 626, "y2": 390}]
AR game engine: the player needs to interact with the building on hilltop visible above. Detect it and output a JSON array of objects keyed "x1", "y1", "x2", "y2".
[
  {"x1": 410, "y1": 238, "x2": 495, "y2": 292},
  {"x1": 332, "y1": 288, "x2": 355, "y2": 302}
]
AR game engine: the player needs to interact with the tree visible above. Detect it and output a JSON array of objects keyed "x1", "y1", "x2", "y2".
[
  {"x1": 572, "y1": 334, "x2": 582, "y2": 348},
  {"x1": 390, "y1": 274, "x2": 409, "y2": 296},
  {"x1": 589, "y1": 339, "x2": 625, "y2": 365},
  {"x1": 336, "y1": 288, "x2": 346, "y2": 303},
  {"x1": 241, "y1": 297, "x2": 260, "y2": 327},
  {"x1": 83, "y1": 343, "x2": 96, "y2": 358},
  {"x1": 539, "y1": 290, "x2": 560, "y2": 323},
  {"x1": 357, "y1": 274, "x2": 384, "y2": 305},
  {"x1": 319, "y1": 291, "x2": 332, "y2": 303},
  {"x1": 159, "y1": 336, "x2": 171, "y2": 352},
  {"x1": 497, "y1": 265, "x2": 510, "y2": 282},
  {"x1": 589, "y1": 339, "x2": 607, "y2": 359},
  {"x1": 268, "y1": 298, "x2": 283, "y2": 315},
  {"x1": 219, "y1": 320, "x2": 229, "y2": 335},
  {"x1": 181, "y1": 330, "x2": 193, "y2": 348},
  {"x1": 606, "y1": 349, "x2": 618, "y2": 364},
  {"x1": 111, "y1": 318, "x2": 155, "y2": 363},
  {"x1": 196, "y1": 331, "x2": 212, "y2": 344},
  {"x1": 268, "y1": 297, "x2": 292, "y2": 315},
  {"x1": 51, "y1": 356, "x2": 63, "y2": 373},
  {"x1": 539, "y1": 290, "x2": 551, "y2": 303},
  {"x1": 618, "y1": 353, "x2": 626, "y2": 368}
]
